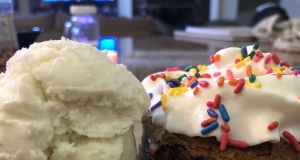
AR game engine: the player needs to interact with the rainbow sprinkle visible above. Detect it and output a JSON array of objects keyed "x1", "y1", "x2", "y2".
[
  {"x1": 201, "y1": 121, "x2": 219, "y2": 135},
  {"x1": 166, "y1": 66, "x2": 180, "y2": 72},
  {"x1": 219, "y1": 104, "x2": 230, "y2": 122},
  {"x1": 161, "y1": 94, "x2": 167, "y2": 110},
  {"x1": 150, "y1": 101, "x2": 162, "y2": 111},
  {"x1": 267, "y1": 121, "x2": 279, "y2": 130},
  {"x1": 244, "y1": 82, "x2": 262, "y2": 88}
]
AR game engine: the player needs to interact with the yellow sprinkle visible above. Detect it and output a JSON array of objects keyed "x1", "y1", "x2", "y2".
[
  {"x1": 170, "y1": 87, "x2": 181, "y2": 92},
  {"x1": 201, "y1": 65, "x2": 207, "y2": 72},
  {"x1": 181, "y1": 86, "x2": 188, "y2": 93},
  {"x1": 168, "y1": 90, "x2": 174, "y2": 96},
  {"x1": 245, "y1": 82, "x2": 262, "y2": 88},
  {"x1": 275, "y1": 67, "x2": 281, "y2": 71},
  {"x1": 173, "y1": 73, "x2": 181, "y2": 78},
  {"x1": 243, "y1": 57, "x2": 250, "y2": 63},
  {"x1": 161, "y1": 94, "x2": 167, "y2": 110},
  {"x1": 275, "y1": 71, "x2": 284, "y2": 74},
  {"x1": 189, "y1": 68, "x2": 197, "y2": 74},
  {"x1": 165, "y1": 74, "x2": 171, "y2": 81},
  {"x1": 237, "y1": 53, "x2": 243, "y2": 60},
  {"x1": 174, "y1": 91, "x2": 182, "y2": 96},
  {"x1": 197, "y1": 65, "x2": 202, "y2": 71},
  {"x1": 235, "y1": 61, "x2": 245, "y2": 69},
  {"x1": 168, "y1": 88, "x2": 181, "y2": 96},
  {"x1": 272, "y1": 67, "x2": 276, "y2": 72}
]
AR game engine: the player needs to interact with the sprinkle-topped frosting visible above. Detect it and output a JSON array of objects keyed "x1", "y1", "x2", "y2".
[{"x1": 142, "y1": 43, "x2": 300, "y2": 152}]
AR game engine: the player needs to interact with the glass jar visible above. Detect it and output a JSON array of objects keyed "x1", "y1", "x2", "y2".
[
  {"x1": 64, "y1": 5, "x2": 100, "y2": 43},
  {"x1": 0, "y1": 0, "x2": 18, "y2": 71}
]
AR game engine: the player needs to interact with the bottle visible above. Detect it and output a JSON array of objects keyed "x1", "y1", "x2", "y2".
[
  {"x1": 0, "y1": 0, "x2": 18, "y2": 71},
  {"x1": 64, "y1": 5, "x2": 100, "y2": 44}
]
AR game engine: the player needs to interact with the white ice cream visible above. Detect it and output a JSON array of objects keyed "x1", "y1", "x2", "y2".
[{"x1": 0, "y1": 38, "x2": 149, "y2": 160}]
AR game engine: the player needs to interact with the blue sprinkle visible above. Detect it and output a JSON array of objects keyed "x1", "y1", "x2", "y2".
[
  {"x1": 201, "y1": 122, "x2": 219, "y2": 135},
  {"x1": 207, "y1": 108, "x2": 218, "y2": 118},
  {"x1": 150, "y1": 101, "x2": 162, "y2": 112},
  {"x1": 291, "y1": 66, "x2": 300, "y2": 71},
  {"x1": 279, "y1": 62, "x2": 284, "y2": 67},
  {"x1": 241, "y1": 46, "x2": 248, "y2": 58},
  {"x1": 219, "y1": 104, "x2": 230, "y2": 122},
  {"x1": 148, "y1": 93, "x2": 153, "y2": 100},
  {"x1": 170, "y1": 79, "x2": 180, "y2": 86},
  {"x1": 190, "y1": 80, "x2": 198, "y2": 89},
  {"x1": 168, "y1": 82, "x2": 177, "y2": 88}
]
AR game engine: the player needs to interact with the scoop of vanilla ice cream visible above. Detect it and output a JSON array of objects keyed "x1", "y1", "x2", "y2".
[{"x1": 0, "y1": 38, "x2": 149, "y2": 160}]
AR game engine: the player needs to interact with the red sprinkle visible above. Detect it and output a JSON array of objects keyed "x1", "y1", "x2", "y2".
[
  {"x1": 150, "y1": 75, "x2": 156, "y2": 81},
  {"x1": 238, "y1": 78, "x2": 245, "y2": 83},
  {"x1": 265, "y1": 55, "x2": 271, "y2": 64},
  {"x1": 213, "y1": 94, "x2": 221, "y2": 109},
  {"x1": 221, "y1": 123, "x2": 230, "y2": 133},
  {"x1": 282, "y1": 131, "x2": 300, "y2": 152},
  {"x1": 254, "y1": 56, "x2": 261, "y2": 63},
  {"x1": 283, "y1": 61, "x2": 290, "y2": 68},
  {"x1": 220, "y1": 132, "x2": 229, "y2": 151},
  {"x1": 166, "y1": 66, "x2": 180, "y2": 72},
  {"x1": 268, "y1": 121, "x2": 279, "y2": 130},
  {"x1": 202, "y1": 73, "x2": 212, "y2": 78},
  {"x1": 210, "y1": 55, "x2": 215, "y2": 63},
  {"x1": 266, "y1": 68, "x2": 273, "y2": 74},
  {"x1": 292, "y1": 70, "x2": 298, "y2": 76},
  {"x1": 160, "y1": 73, "x2": 166, "y2": 79},
  {"x1": 272, "y1": 52, "x2": 280, "y2": 65},
  {"x1": 227, "y1": 139, "x2": 248, "y2": 148},
  {"x1": 155, "y1": 74, "x2": 161, "y2": 79},
  {"x1": 226, "y1": 70, "x2": 234, "y2": 79},
  {"x1": 255, "y1": 51, "x2": 264, "y2": 58},
  {"x1": 201, "y1": 118, "x2": 217, "y2": 127},
  {"x1": 199, "y1": 81, "x2": 209, "y2": 88},
  {"x1": 233, "y1": 81, "x2": 245, "y2": 94},
  {"x1": 149, "y1": 147, "x2": 156, "y2": 155},
  {"x1": 206, "y1": 101, "x2": 214, "y2": 108},
  {"x1": 234, "y1": 59, "x2": 240, "y2": 64},
  {"x1": 213, "y1": 72, "x2": 221, "y2": 77}
]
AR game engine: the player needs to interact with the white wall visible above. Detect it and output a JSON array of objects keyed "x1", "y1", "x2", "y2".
[
  {"x1": 280, "y1": 0, "x2": 300, "y2": 18},
  {"x1": 209, "y1": 0, "x2": 239, "y2": 21},
  {"x1": 117, "y1": 0, "x2": 133, "y2": 18}
]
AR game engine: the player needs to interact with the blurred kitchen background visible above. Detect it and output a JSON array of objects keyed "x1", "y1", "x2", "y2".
[
  {"x1": 1, "y1": 0, "x2": 300, "y2": 79},
  {"x1": 12, "y1": 0, "x2": 299, "y2": 41}
]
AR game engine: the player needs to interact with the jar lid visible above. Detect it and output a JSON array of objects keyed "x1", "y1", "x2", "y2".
[{"x1": 70, "y1": 5, "x2": 97, "y2": 14}]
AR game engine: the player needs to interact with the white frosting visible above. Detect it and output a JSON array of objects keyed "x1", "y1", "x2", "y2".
[
  {"x1": 142, "y1": 46, "x2": 300, "y2": 146},
  {"x1": 0, "y1": 38, "x2": 149, "y2": 159}
]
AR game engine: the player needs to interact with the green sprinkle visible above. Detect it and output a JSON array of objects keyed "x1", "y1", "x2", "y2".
[
  {"x1": 249, "y1": 74, "x2": 256, "y2": 83},
  {"x1": 177, "y1": 74, "x2": 187, "y2": 81},
  {"x1": 249, "y1": 50, "x2": 255, "y2": 59},
  {"x1": 184, "y1": 65, "x2": 198, "y2": 72},
  {"x1": 194, "y1": 72, "x2": 201, "y2": 78},
  {"x1": 253, "y1": 42, "x2": 259, "y2": 50}
]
